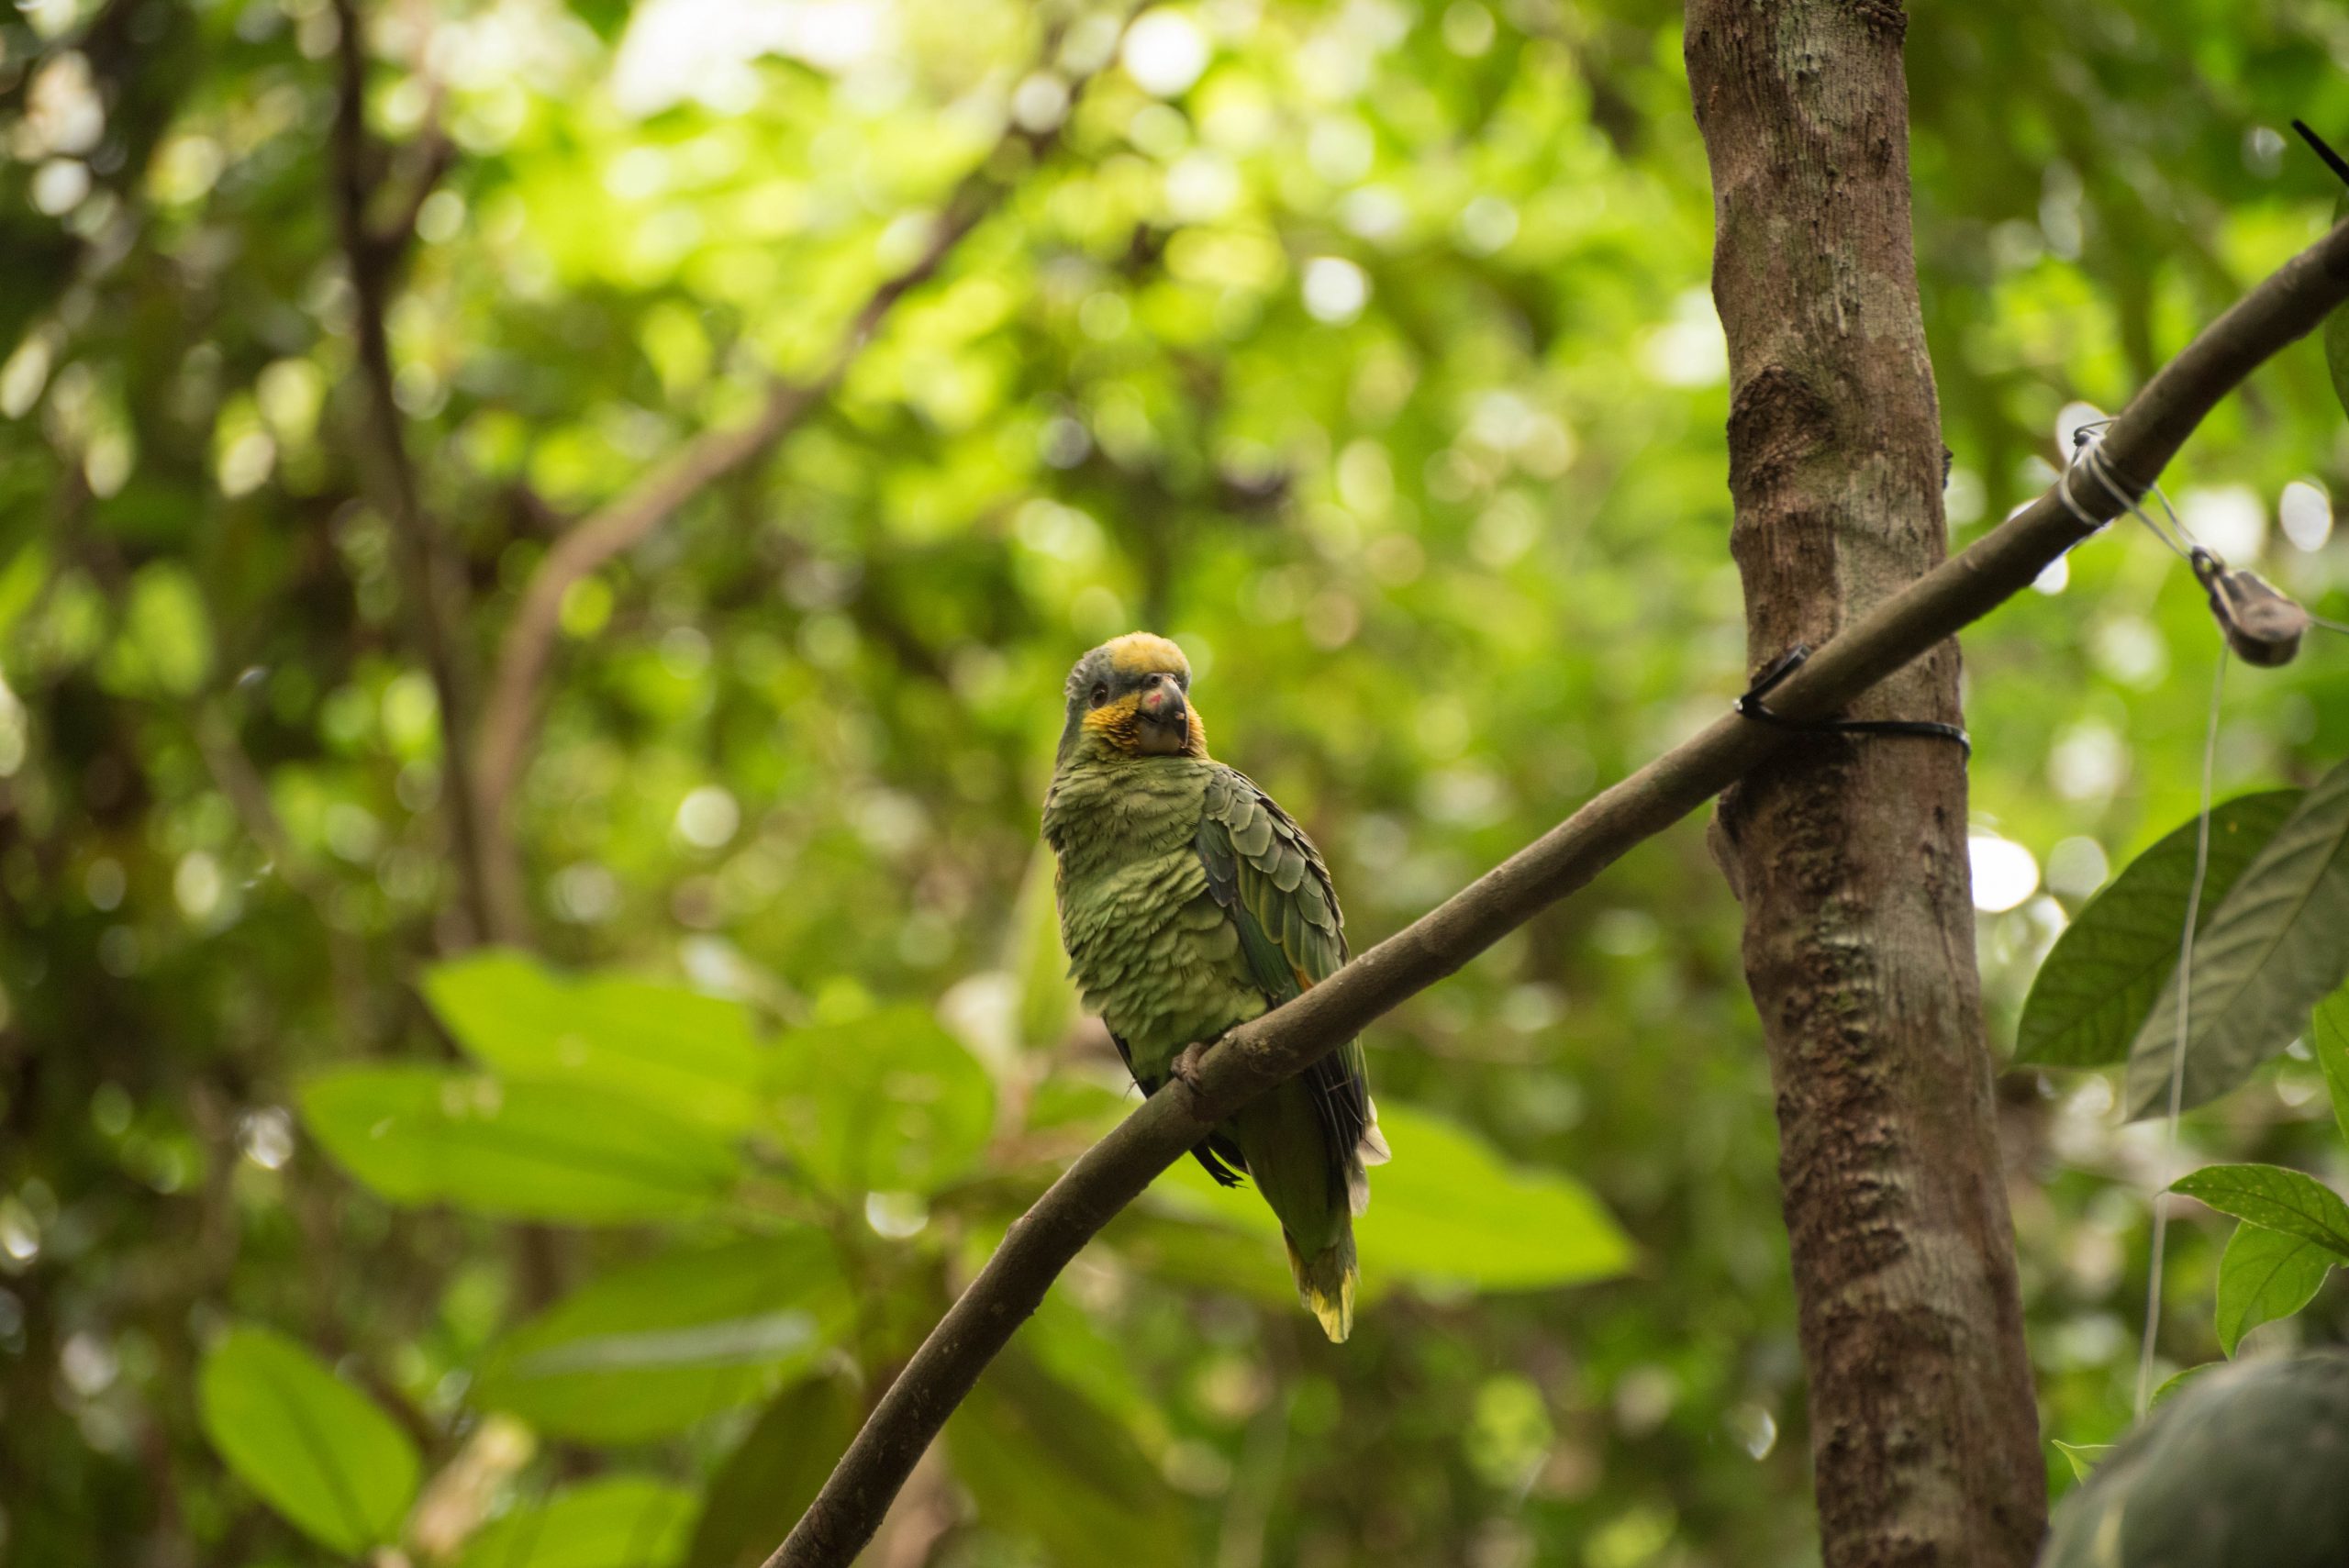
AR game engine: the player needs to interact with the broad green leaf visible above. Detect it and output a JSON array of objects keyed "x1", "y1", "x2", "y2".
[
  {"x1": 197, "y1": 1325, "x2": 420, "y2": 1555},
  {"x1": 476, "y1": 1234, "x2": 847, "y2": 1443},
  {"x1": 2171, "y1": 1164, "x2": 2349, "y2": 1259},
  {"x1": 1024, "y1": 1285, "x2": 1157, "y2": 1429},
  {"x1": 2312, "y1": 988, "x2": 2349, "y2": 1147},
  {"x1": 1155, "y1": 1101, "x2": 1633, "y2": 1296},
  {"x1": 2216, "y1": 1223, "x2": 2334, "y2": 1356},
  {"x1": 1100, "y1": 1206, "x2": 1297, "y2": 1306},
  {"x1": 423, "y1": 951, "x2": 764, "y2": 1130},
  {"x1": 2126, "y1": 762, "x2": 2349, "y2": 1117},
  {"x1": 2150, "y1": 1362, "x2": 2215, "y2": 1407},
  {"x1": 299, "y1": 1066, "x2": 740, "y2": 1223},
  {"x1": 2015, "y1": 793, "x2": 2297, "y2": 1067},
  {"x1": 457, "y1": 1477, "x2": 696, "y2": 1568},
  {"x1": 684, "y1": 1376, "x2": 863, "y2": 1568},
  {"x1": 946, "y1": 1349, "x2": 1187, "y2": 1568},
  {"x1": 2051, "y1": 1440, "x2": 2110, "y2": 1482},
  {"x1": 763, "y1": 1005, "x2": 994, "y2": 1196}
]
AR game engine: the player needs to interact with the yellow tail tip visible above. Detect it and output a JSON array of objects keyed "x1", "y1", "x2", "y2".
[{"x1": 1284, "y1": 1234, "x2": 1357, "y2": 1343}]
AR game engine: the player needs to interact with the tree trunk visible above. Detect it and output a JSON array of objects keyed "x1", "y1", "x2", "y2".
[{"x1": 1684, "y1": 4, "x2": 2045, "y2": 1565}]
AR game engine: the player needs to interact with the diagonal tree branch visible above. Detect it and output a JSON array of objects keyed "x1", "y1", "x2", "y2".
[
  {"x1": 328, "y1": 0, "x2": 512, "y2": 943},
  {"x1": 767, "y1": 217, "x2": 2349, "y2": 1568},
  {"x1": 472, "y1": 17, "x2": 1133, "y2": 827}
]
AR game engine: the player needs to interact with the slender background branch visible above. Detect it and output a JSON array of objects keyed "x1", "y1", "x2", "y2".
[
  {"x1": 767, "y1": 217, "x2": 2349, "y2": 1568},
  {"x1": 328, "y1": 0, "x2": 509, "y2": 942}
]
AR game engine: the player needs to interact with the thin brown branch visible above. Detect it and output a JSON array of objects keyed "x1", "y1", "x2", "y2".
[
  {"x1": 767, "y1": 218, "x2": 2349, "y2": 1568},
  {"x1": 328, "y1": 0, "x2": 509, "y2": 943},
  {"x1": 375, "y1": 128, "x2": 458, "y2": 264},
  {"x1": 473, "y1": 17, "x2": 1131, "y2": 823}
]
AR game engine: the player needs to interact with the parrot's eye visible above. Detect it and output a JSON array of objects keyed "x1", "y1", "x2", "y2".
[{"x1": 1089, "y1": 683, "x2": 1109, "y2": 707}]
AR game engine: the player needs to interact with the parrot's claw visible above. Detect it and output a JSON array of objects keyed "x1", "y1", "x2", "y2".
[{"x1": 1169, "y1": 1040, "x2": 1211, "y2": 1099}]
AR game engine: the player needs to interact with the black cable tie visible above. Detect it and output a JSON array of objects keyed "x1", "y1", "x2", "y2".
[
  {"x1": 2291, "y1": 120, "x2": 2349, "y2": 192},
  {"x1": 1734, "y1": 645, "x2": 1973, "y2": 759}
]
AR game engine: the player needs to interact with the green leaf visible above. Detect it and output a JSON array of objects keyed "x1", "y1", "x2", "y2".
[
  {"x1": 1099, "y1": 1207, "x2": 1297, "y2": 1305},
  {"x1": 2016, "y1": 793, "x2": 2298, "y2": 1067},
  {"x1": 2149, "y1": 1362, "x2": 2215, "y2": 1407},
  {"x1": 684, "y1": 1376, "x2": 863, "y2": 1568},
  {"x1": 457, "y1": 1477, "x2": 697, "y2": 1568},
  {"x1": 2311, "y1": 989, "x2": 2349, "y2": 1147},
  {"x1": 196, "y1": 1325, "x2": 420, "y2": 1555},
  {"x1": 1156, "y1": 1101, "x2": 1632, "y2": 1296},
  {"x1": 2051, "y1": 1440, "x2": 2110, "y2": 1483},
  {"x1": 299, "y1": 1065, "x2": 740, "y2": 1224},
  {"x1": 476, "y1": 1235, "x2": 847, "y2": 1443},
  {"x1": 2171, "y1": 1164, "x2": 2349, "y2": 1259},
  {"x1": 423, "y1": 951, "x2": 764, "y2": 1131},
  {"x1": 2215, "y1": 1223, "x2": 2334, "y2": 1356},
  {"x1": 2126, "y1": 762, "x2": 2349, "y2": 1117},
  {"x1": 946, "y1": 1349, "x2": 1188, "y2": 1568},
  {"x1": 763, "y1": 1005, "x2": 994, "y2": 1197}
]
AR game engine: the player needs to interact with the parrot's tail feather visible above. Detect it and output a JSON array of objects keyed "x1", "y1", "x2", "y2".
[
  {"x1": 1349, "y1": 1099, "x2": 1390, "y2": 1217},
  {"x1": 1284, "y1": 1230, "x2": 1357, "y2": 1343}
]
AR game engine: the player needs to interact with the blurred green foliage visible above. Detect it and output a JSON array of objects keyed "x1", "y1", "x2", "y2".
[{"x1": 9, "y1": 0, "x2": 2349, "y2": 1563}]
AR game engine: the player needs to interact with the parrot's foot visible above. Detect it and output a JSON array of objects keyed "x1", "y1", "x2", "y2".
[{"x1": 1168, "y1": 1040, "x2": 1212, "y2": 1100}]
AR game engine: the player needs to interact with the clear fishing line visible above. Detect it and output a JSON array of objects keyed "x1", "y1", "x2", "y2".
[{"x1": 2134, "y1": 644, "x2": 2226, "y2": 1417}]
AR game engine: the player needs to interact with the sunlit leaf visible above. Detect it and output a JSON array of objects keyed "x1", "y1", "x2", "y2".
[
  {"x1": 476, "y1": 1234, "x2": 847, "y2": 1443},
  {"x1": 2051, "y1": 1439, "x2": 2110, "y2": 1482},
  {"x1": 946, "y1": 1349, "x2": 1188, "y2": 1568},
  {"x1": 2311, "y1": 988, "x2": 2349, "y2": 1147},
  {"x1": 457, "y1": 1477, "x2": 696, "y2": 1568},
  {"x1": 2171, "y1": 1164, "x2": 2349, "y2": 1259},
  {"x1": 763, "y1": 1005, "x2": 994, "y2": 1197},
  {"x1": 2149, "y1": 1363, "x2": 2214, "y2": 1407},
  {"x1": 2016, "y1": 793, "x2": 2296, "y2": 1067},
  {"x1": 300, "y1": 1066, "x2": 740, "y2": 1223},
  {"x1": 1099, "y1": 1206, "x2": 1297, "y2": 1305},
  {"x1": 423, "y1": 951, "x2": 764, "y2": 1130},
  {"x1": 197, "y1": 1325, "x2": 419, "y2": 1555},
  {"x1": 2126, "y1": 763, "x2": 2349, "y2": 1117},
  {"x1": 2216, "y1": 1223, "x2": 2333, "y2": 1356},
  {"x1": 684, "y1": 1375, "x2": 863, "y2": 1568}
]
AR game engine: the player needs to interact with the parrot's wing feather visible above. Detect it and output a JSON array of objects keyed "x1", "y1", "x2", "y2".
[
  {"x1": 1114, "y1": 1028, "x2": 1248, "y2": 1187},
  {"x1": 1196, "y1": 766, "x2": 1379, "y2": 1203}
]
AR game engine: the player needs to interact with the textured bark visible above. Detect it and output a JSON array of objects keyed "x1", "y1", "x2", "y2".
[{"x1": 1685, "y1": 4, "x2": 2044, "y2": 1566}]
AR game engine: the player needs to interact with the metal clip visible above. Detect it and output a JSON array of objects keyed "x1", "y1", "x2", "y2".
[{"x1": 2190, "y1": 547, "x2": 2310, "y2": 667}]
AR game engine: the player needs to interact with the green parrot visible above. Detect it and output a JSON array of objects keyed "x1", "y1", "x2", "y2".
[
  {"x1": 2038, "y1": 1351, "x2": 2349, "y2": 1567},
  {"x1": 1041, "y1": 632, "x2": 1388, "y2": 1341}
]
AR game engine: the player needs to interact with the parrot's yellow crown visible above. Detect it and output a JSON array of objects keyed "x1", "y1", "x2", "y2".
[{"x1": 1102, "y1": 632, "x2": 1190, "y2": 679}]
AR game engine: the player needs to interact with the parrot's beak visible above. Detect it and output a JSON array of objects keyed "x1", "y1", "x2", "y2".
[{"x1": 1133, "y1": 679, "x2": 1190, "y2": 755}]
